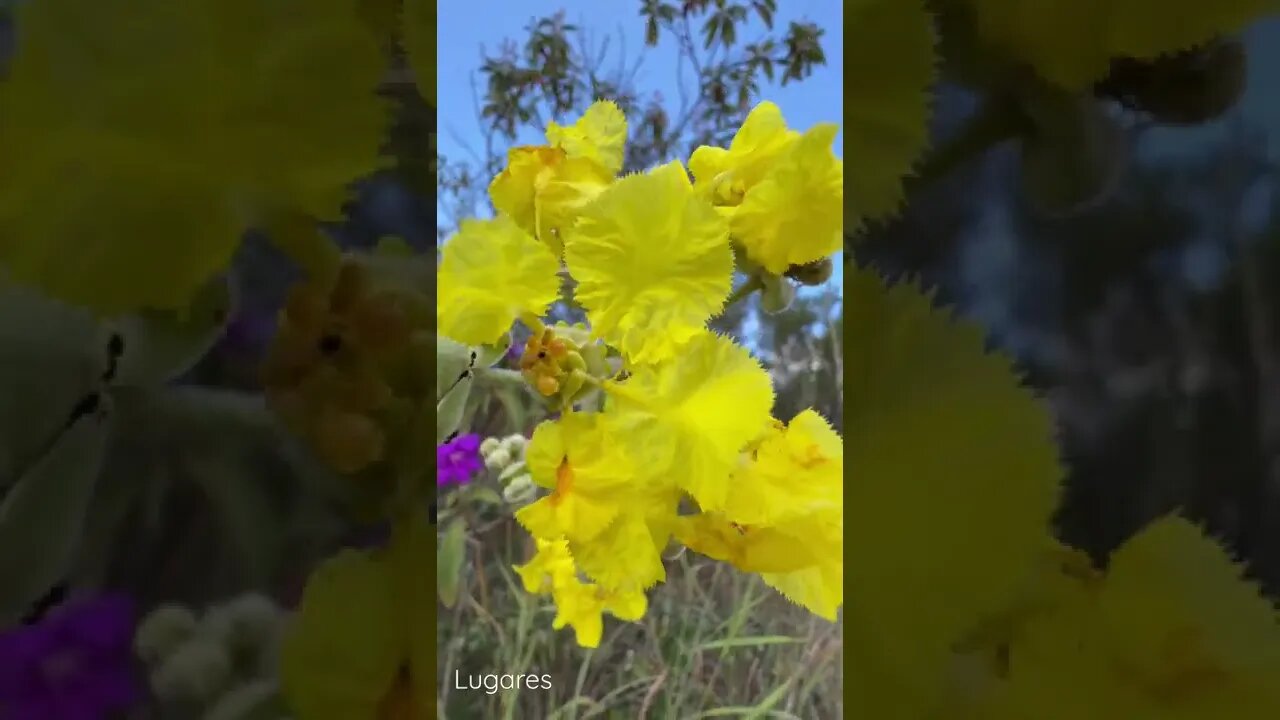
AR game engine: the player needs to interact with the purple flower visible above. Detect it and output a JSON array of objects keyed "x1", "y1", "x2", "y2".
[
  {"x1": 0, "y1": 594, "x2": 140, "y2": 720},
  {"x1": 504, "y1": 340, "x2": 525, "y2": 366},
  {"x1": 437, "y1": 433, "x2": 483, "y2": 487}
]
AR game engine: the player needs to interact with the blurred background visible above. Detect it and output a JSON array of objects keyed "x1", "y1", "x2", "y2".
[
  {"x1": 857, "y1": 16, "x2": 1280, "y2": 596},
  {"x1": 434, "y1": 1, "x2": 844, "y2": 718}
]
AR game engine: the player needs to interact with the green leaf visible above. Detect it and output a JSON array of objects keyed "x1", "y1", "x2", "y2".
[
  {"x1": 473, "y1": 332, "x2": 512, "y2": 369},
  {"x1": 437, "y1": 517, "x2": 468, "y2": 608},
  {"x1": 111, "y1": 272, "x2": 235, "y2": 386},
  {"x1": 0, "y1": 401, "x2": 113, "y2": 626},
  {"x1": 0, "y1": 282, "x2": 108, "y2": 490},
  {"x1": 437, "y1": 374, "x2": 473, "y2": 443},
  {"x1": 436, "y1": 335, "x2": 474, "y2": 402}
]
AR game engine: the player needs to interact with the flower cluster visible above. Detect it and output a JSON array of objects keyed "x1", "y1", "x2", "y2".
[
  {"x1": 0, "y1": 594, "x2": 140, "y2": 720},
  {"x1": 134, "y1": 594, "x2": 286, "y2": 716},
  {"x1": 437, "y1": 99, "x2": 845, "y2": 646},
  {"x1": 436, "y1": 433, "x2": 483, "y2": 487}
]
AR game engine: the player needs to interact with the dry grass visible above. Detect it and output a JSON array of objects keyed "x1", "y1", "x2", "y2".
[{"x1": 436, "y1": 516, "x2": 843, "y2": 719}]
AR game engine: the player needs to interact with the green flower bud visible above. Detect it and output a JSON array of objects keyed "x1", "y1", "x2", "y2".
[
  {"x1": 500, "y1": 434, "x2": 527, "y2": 457},
  {"x1": 479, "y1": 437, "x2": 502, "y2": 457},
  {"x1": 502, "y1": 474, "x2": 537, "y2": 506},
  {"x1": 151, "y1": 636, "x2": 233, "y2": 706},
  {"x1": 760, "y1": 276, "x2": 796, "y2": 315},
  {"x1": 498, "y1": 461, "x2": 528, "y2": 484},
  {"x1": 202, "y1": 679, "x2": 282, "y2": 720},
  {"x1": 135, "y1": 604, "x2": 199, "y2": 667},
  {"x1": 484, "y1": 447, "x2": 512, "y2": 470}
]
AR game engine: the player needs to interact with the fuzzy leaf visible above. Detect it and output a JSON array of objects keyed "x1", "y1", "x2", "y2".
[
  {"x1": 437, "y1": 517, "x2": 468, "y2": 608},
  {"x1": 0, "y1": 400, "x2": 113, "y2": 626}
]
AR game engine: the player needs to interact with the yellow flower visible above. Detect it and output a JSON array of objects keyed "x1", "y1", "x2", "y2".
[
  {"x1": 513, "y1": 535, "x2": 649, "y2": 648},
  {"x1": 965, "y1": 518, "x2": 1280, "y2": 719},
  {"x1": 515, "y1": 413, "x2": 636, "y2": 543},
  {"x1": 688, "y1": 101, "x2": 799, "y2": 206},
  {"x1": 437, "y1": 214, "x2": 561, "y2": 346},
  {"x1": 550, "y1": 574, "x2": 647, "y2": 649},
  {"x1": 570, "y1": 510, "x2": 671, "y2": 592},
  {"x1": 968, "y1": 0, "x2": 1273, "y2": 91},
  {"x1": 488, "y1": 100, "x2": 625, "y2": 255},
  {"x1": 1093, "y1": 515, "x2": 1280, "y2": 715},
  {"x1": 513, "y1": 537, "x2": 577, "y2": 594},
  {"x1": 675, "y1": 509, "x2": 842, "y2": 620},
  {"x1": 846, "y1": 0, "x2": 935, "y2": 233},
  {"x1": 729, "y1": 124, "x2": 843, "y2": 274},
  {"x1": 545, "y1": 100, "x2": 629, "y2": 176},
  {"x1": 280, "y1": 515, "x2": 433, "y2": 720},
  {"x1": 0, "y1": 0, "x2": 387, "y2": 312},
  {"x1": 488, "y1": 146, "x2": 614, "y2": 256},
  {"x1": 565, "y1": 161, "x2": 733, "y2": 364},
  {"x1": 722, "y1": 409, "x2": 843, "y2": 527},
  {"x1": 602, "y1": 332, "x2": 774, "y2": 512},
  {"x1": 686, "y1": 101, "x2": 842, "y2": 274}
]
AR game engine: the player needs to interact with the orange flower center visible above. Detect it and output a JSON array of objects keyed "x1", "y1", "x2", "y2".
[{"x1": 551, "y1": 459, "x2": 574, "y2": 503}]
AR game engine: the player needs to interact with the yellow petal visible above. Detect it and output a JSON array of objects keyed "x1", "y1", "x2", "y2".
[
  {"x1": 513, "y1": 537, "x2": 576, "y2": 594},
  {"x1": 844, "y1": 263, "x2": 1062, "y2": 713},
  {"x1": 0, "y1": 0, "x2": 387, "y2": 312},
  {"x1": 968, "y1": 0, "x2": 1272, "y2": 90},
  {"x1": 550, "y1": 576, "x2": 606, "y2": 648},
  {"x1": 280, "y1": 550, "x2": 400, "y2": 720},
  {"x1": 437, "y1": 214, "x2": 561, "y2": 346},
  {"x1": 518, "y1": 413, "x2": 636, "y2": 542},
  {"x1": 0, "y1": 152, "x2": 241, "y2": 314},
  {"x1": 489, "y1": 146, "x2": 561, "y2": 237},
  {"x1": 488, "y1": 147, "x2": 612, "y2": 256},
  {"x1": 760, "y1": 558, "x2": 844, "y2": 622},
  {"x1": 570, "y1": 512, "x2": 667, "y2": 592},
  {"x1": 545, "y1": 100, "x2": 628, "y2": 175},
  {"x1": 846, "y1": 0, "x2": 935, "y2": 232},
  {"x1": 402, "y1": 0, "x2": 436, "y2": 105},
  {"x1": 565, "y1": 162, "x2": 733, "y2": 364},
  {"x1": 603, "y1": 332, "x2": 774, "y2": 511},
  {"x1": 688, "y1": 101, "x2": 798, "y2": 205},
  {"x1": 723, "y1": 409, "x2": 843, "y2": 526},
  {"x1": 1099, "y1": 515, "x2": 1280, "y2": 694},
  {"x1": 730, "y1": 123, "x2": 843, "y2": 274}
]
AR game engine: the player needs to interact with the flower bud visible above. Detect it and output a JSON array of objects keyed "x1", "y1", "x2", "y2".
[
  {"x1": 201, "y1": 593, "x2": 283, "y2": 667},
  {"x1": 500, "y1": 434, "x2": 527, "y2": 457},
  {"x1": 760, "y1": 276, "x2": 796, "y2": 315},
  {"x1": 502, "y1": 475, "x2": 537, "y2": 506},
  {"x1": 135, "y1": 604, "x2": 199, "y2": 667},
  {"x1": 150, "y1": 636, "x2": 233, "y2": 705},
  {"x1": 203, "y1": 680, "x2": 282, "y2": 720},
  {"x1": 479, "y1": 437, "x2": 502, "y2": 457},
  {"x1": 484, "y1": 448, "x2": 512, "y2": 470},
  {"x1": 498, "y1": 461, "x2": 528, "y2": 484}
]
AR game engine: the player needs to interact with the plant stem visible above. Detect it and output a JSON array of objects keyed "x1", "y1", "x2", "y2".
[{"x1": 723, "y1": 275, "x2": 765, "y2": 309}]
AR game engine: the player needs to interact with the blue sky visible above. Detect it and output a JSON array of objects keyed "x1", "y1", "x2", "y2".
[
  {"x1": 436, "y1": 0, "x2": 845, "y2": 298},
  {"x1": 437, "y1": 0, "x2": 843, "y2": 162}
]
